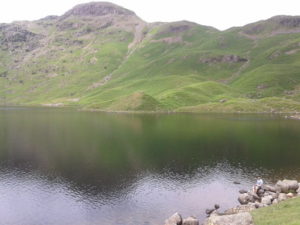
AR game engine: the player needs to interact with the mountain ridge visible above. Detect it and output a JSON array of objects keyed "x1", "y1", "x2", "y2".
[{"x1": 1, "y1": 2, "x2": 300, "y2": 113}]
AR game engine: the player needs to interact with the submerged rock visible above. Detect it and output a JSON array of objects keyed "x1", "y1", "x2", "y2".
[
  {"x1": 203, "y1": 212, "x2": 254, "y2": 225},
  {"x1": 165, "y1": 212, "x2": 182, "y2": 225}
]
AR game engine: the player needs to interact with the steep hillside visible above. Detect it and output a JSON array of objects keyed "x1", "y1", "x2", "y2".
[{"x1": 1, "y1": 3, "x2": 300, "y2": 112}]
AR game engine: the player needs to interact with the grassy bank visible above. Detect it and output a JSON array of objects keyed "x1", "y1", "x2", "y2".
[{"x1": 252, "y1": 197, "x2": 300, "y2": 225}]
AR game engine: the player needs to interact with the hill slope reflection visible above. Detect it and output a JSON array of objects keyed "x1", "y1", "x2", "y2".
[{"x1": 0, "y1": 108, "x2": 299, "y2": 224}]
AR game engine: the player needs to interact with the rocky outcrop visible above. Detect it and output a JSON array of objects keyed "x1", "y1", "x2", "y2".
[
  {"x1": 199, "y1": 55, "x2": 248, "y2": 64},
  {"x1": 61, "y1": 2, "x2": 135, "y2": 18},
  {"x1": 203, "y1": 212, "x2": 254, "y2": 225},
  {"x1": 272, "y1": 16, "x2": 300, "y2": 28},
  {"x1": 0, "y1": 24, "x2": 42, "y2": 52}
]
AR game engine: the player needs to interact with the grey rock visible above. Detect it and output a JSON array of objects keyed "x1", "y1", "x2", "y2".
[
  {"x1": 238, "y1": 193, "x2": 249, "y2": 205},
  {"x1": 204, "y1": 212, "x2": 254, "y2": 225},
  {"x1": 182, "y1": 216, "x2": 199, "y2": 225},
  {"x1": 272, "y1": 199, "x2": 279, "y2": 204},
  {"x1": 276, "y1": 180, "x2": 299, "y2": 193},
  {"x1": 248, "y1": 191, "x2": 260, "y2": 201},
  {"x1": 62, "y1": 2, "x2": 136, "y2": 18},
  {"x1": 165, "y1": 212, "x2": 182, "y2": 225},
  {"x1": 264, "y1": 185, "x2": 277, "y2": 193},
  {"x1": 261, "y1": 196, "x2": 273, "y2": 205},
  {"x1": 257, "y1": 188, "x2": 265, "y2": 197},
  {"x1": 238, "y1": 193, "x2": 255, "y2": 205},
  {"x1": 278, "y1": 193, "x2": 288, "y2": 202},
  {"x1": 224, "y1": 204, "x2": 256, "y2": 214},
  {"x1": 287, "y1": 193, "x2": 294, "y2": 198},
  {"x1": 263, "y1": 191, "x2": 278, "y2": 199},
  {"x1": 239, "y1": 189, "x2": 248, "y2": 194}
]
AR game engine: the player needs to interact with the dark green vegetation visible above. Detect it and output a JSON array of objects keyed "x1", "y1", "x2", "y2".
[
  {"x1": 1, "y1": 2, "x2": 300, "y2": 112},
  {"x1": 252, "y1": 197, "x2": 300, "y2": 225}
]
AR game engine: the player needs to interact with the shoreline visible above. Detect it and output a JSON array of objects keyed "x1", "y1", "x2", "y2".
[
  {"x1": 2, "y1": 104, "x2": 300, "y2": 118},
  {"x1": 164, "y1": 179, "x2": 300, "y2": 225}
]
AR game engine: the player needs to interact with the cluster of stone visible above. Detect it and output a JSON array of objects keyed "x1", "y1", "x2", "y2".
[
  {"x1": 164, "y1": 213, "x2": 199, "y2": 225},
  {"x1": 203, "y1": 179, "x2": 300, "y2": 225},
  {"x1": 163, "y1": 179, "x2": 300, "y2": 225},
  {"x1": 237, "y1": 179, "x2": 300, "y2": 208}
]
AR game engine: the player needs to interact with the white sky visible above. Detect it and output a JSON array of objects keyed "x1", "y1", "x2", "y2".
[{"x1": 0, "y1": 0, "x2": 300, "y2": 30}]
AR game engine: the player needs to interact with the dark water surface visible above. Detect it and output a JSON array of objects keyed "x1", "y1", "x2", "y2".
[{"x1": 0, "y1": 107, "x2": 300, "y2": 225}]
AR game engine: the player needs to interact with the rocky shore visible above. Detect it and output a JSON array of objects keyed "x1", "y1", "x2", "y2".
[{"x1": 164, "y1": 179, "x2": 300, "y2": 225}]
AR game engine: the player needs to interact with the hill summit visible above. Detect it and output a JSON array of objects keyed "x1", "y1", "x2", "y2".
[
  {"x1": 1, "y1": 2, "x2": 300, "y2": 113},
  {"x1": 62, "y1": 2, "x2": 136, "y2": 18}
]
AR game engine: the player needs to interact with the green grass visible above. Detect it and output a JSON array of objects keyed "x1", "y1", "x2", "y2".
[
  {"x1": 252, "y1": 197, "x2": 300, "y2": 225},
  {"x1": 2, "y1": 11, "x2": 300, "y2": 112}
]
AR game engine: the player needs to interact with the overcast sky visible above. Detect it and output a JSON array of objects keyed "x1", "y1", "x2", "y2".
[{"x1": 1, "y1": 0, "x2": 300, "y2": 30}]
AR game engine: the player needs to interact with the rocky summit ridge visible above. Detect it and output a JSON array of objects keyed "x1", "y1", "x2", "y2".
[{"x1": 61, "y1": 2, "x2": 136, "y2": 18}]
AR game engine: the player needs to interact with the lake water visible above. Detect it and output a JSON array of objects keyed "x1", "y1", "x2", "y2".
[{"x1": 0, "y1": 107, "x2": 300, "y2": 225}]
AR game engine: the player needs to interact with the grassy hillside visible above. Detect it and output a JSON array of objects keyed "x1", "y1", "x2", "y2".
[
  {"x1": 1, "y1": 3, "x2": 300, "y2": 112},
  {"x1": 252, "y1": 197, "x2": 300, "y2": 225}
]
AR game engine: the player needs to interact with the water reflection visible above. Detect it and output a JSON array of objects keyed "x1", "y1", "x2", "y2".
[{"x1": 0, "y1": 108, "x2": 299, "y2": 224}]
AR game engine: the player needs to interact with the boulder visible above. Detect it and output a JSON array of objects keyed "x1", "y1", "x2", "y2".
[
  {"x1": 165, "y1": 213, "x2": 182, "y2": 225},
  {"x1": 239, "y1": 189, "x2": 248, "y2": 194},
  {"x1": 238, "y1": 193, "x2": 249, "y2": 205},
  {"x1": 224, "y1": 204, "x2": 256, "y2": 214},
  {"x1": 238, "y1": 193, "x2": 255, "y2": 205},
  {"x1": 287, "y1": 193, "x2": 294, "y2": 198},
  {"x1": 261, "y1": 196, "x2": 273, "y2": 205},
  {"x1": 272, "y1": 199, "x2": 279, "y2": 204},
  {"x1": 297, "y1": 184, "x2": 300, "y2": 194},
  {"x1": 203, "y1": 212, "x2": 254, "y2": 225},
  {"x1": 278, "y1": 193, "x2": 287, "y2": 202},
  {"x1": 248, "y1": 191, "x2": 260, "y2": 201},
  {"x1": 264, "y1": 191, "x2": 278, "y2": 199},
  {"x1": 257, "y1": 188, "x2": 265, "y2": 197},
  {"x1": 276, "y1": 180, "x2": 299, "y2": 193},
  {"x1": 264, "y1": 185, "x2": 277, "y2": 193},
  {"x1": 182, "y1": 216, "x2": 199, "y2": 225}
]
